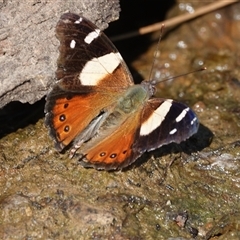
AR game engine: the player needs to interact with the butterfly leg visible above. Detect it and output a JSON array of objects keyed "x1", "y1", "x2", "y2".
[{"x1": 69, "y1": 140, "x2": 84, "y2": 158}]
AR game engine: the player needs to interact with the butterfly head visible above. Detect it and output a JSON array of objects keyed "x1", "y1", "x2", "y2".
[{"x1": 141, "y1": 80, "x2": 156, "y2": 97}]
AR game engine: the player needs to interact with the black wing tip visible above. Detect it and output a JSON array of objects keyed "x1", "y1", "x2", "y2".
[{"x1": 59, "y1": 12, "x2": 82, "y2": 21}]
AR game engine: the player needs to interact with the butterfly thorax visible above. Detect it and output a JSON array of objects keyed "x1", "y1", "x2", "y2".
[{"x1": 117, "y1": 84, "x2": 151, "y2": 114}]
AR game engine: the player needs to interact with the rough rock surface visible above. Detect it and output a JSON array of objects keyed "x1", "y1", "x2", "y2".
[{"x1": 0, "y1": 0, "x2": 120, "y2": 108}]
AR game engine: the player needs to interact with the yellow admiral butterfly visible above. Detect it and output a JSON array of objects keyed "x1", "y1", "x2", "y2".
[{"x1": 45, "y1": 13, "x2": 199, "y2": 170}]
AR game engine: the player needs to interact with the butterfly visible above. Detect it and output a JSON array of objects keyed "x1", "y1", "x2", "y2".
[{"x1": 45, "y1": 12, "x2": 199, "y2": 170}]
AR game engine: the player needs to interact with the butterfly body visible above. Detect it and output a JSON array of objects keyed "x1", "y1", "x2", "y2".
[
  {"x1": 45, "y1": 13, "x2": 199, "y2": 170},
  {"x1": 117, "y1": 84, "x2": 151, "y2": 113}
]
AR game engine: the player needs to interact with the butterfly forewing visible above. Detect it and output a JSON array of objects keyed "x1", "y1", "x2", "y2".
[
  {"x1": 55, "y1": 13, "x2": 133, "y2": 89},
  {"x1": 135, "y1": 98, "x2": 199, "y2": 152}
]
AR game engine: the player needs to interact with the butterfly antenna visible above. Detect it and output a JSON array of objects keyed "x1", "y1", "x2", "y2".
[
  {"x1": 156, "y1": 67, "x2": 207, "y2": 84},
  {"x1": 147, "y1": 25, "x2": 206, "y2": 84},
  {"x1": 148, "y1": 24, "x2": 165, "y2": 81}
]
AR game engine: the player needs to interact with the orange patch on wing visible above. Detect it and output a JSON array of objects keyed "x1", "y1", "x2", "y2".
[
  {"x1": 51, "y1": 93, "x2": 109, "y2": 146},
  {"x1": 82, "y1": 112, "x2": 142, "y2": 169}
]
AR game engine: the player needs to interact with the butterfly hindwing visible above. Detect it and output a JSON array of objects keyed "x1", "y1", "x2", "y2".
[
  {"x1": 45, "y1": 86, "x2": 117, "y2": 150},
  {"x1": 79, "y1": 108, "x2": 143, "y2": 170}
]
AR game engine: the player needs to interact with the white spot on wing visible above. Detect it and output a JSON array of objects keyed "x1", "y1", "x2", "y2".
[
  {"x1": 169, "y1": 128, "x2": 177, "y2": 135},
  {"x1": 140, "y1": 100, "x2": 172, "y2": 136},
  {"x1": 84, "y1": 29, "x2": 101, "y2": 44},
  {"x1": 74, "y1": 17, "x2": 83, "y2": 24},
  {"x1": 70, "y1": 39, "x2": 76, "y2": 49},
  {"x1": 176, "y1": 107, "x2": 189, "y2": 122},
  {"x1": 79, "y1": 52, "x2": 121, "y2": 85},
  {"x1": 115, "y1": 52, "x2": 123, "y2": 61},
  {"x1": 191, "y1": 116, "x2": 197, "y2": 125}
]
